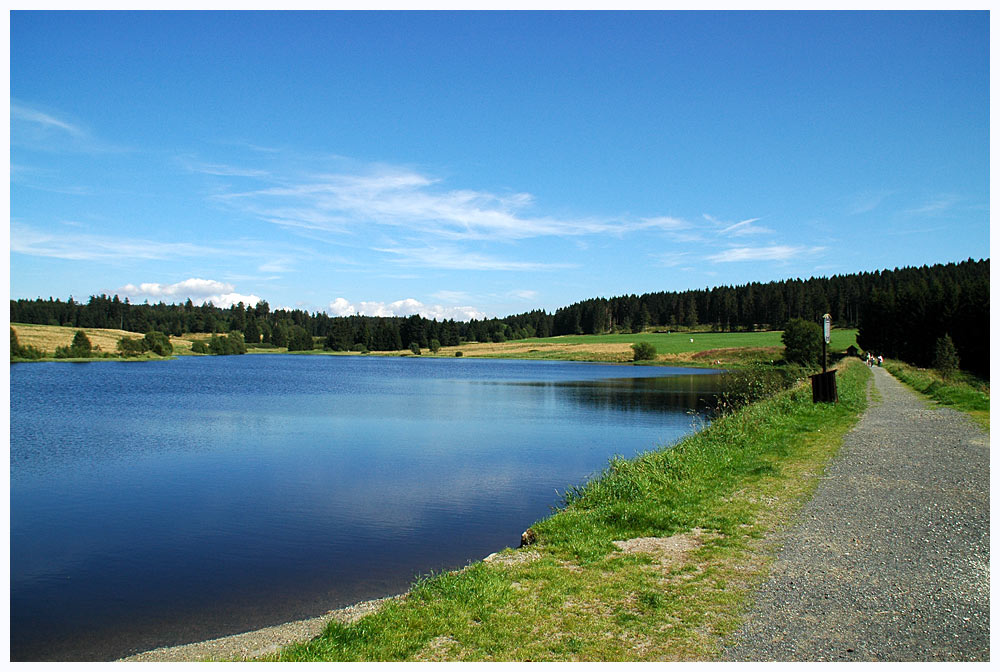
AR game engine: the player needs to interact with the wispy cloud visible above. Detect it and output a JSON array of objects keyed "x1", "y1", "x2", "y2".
[
  {"x1": 11, "y1": 223, "x2": 331, "y2": 273},
  {"x1": 11, "y1": 223, "x2": 228, "y2": 261},
  {"x1": 904, "y1": 195, "x2": 960, "y2": 217},
  {"x1": 509, "y1": 289, "x2": 539, "y2": 301},
  {"x1": 214, "y1": 163, "x2": 692, "y2": 243},
  {"x1": 12, "y1": 102, "x2": 127, "y2": 153},
  {"x1": 707, "y1": 245, "x2": 825, "y2": 263},
  {"x1": 373, "y1": 245, "x2": 575, "y2": 272},
  {"x1": 117, "y1": 278, "x2": 261, "y2": 308},
  {"x1": 181, "y1": 158, "x2": 271, "y2": 178},
  {"x1": 328, "y1": 297, "x2": 486, "y2": 321},
  {"x1": 847, "y1": 190, "x2": 894, "y2": 215},
  {"x1": 703, "y1": 214, "x2": 773, "y2": 236},
  {"x1": 431, "y1": 290, "x2": 473, "y2": 303},
  {"x1": 653, "y1": 251, "x2": 691, "y2": 267},
  {"x1": 12, "y1": 105, "x2": 85, "y2": 137}
]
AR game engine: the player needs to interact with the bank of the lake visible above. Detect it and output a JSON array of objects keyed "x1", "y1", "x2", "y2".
[{"x1": 254, "y1": 358, "x2": 871, "y2": 662}]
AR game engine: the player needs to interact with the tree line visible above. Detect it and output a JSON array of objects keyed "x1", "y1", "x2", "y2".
[{"x1": 9, "y1": 258, "x2": 988, "y2": 375}]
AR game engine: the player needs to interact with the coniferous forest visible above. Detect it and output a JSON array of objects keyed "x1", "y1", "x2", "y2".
[{"x1": 9, "y1": 258, "x2": 989, "y2": 377}]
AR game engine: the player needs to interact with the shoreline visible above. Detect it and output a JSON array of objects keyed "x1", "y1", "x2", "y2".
[{"x1": 118, "y1": 596, "x2": 401, "y2": 662}]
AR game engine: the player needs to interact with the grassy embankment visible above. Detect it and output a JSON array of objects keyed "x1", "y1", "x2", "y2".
[
  {"x1": 263, "y1": 359, "x2": 871, "y2": 662},
  {"x1": 883, "y1": 359, "x2": 989, "y2": 430}
]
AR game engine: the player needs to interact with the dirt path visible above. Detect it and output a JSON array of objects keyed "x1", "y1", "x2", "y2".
[{"x1": 722, "y1": 366, "x2": 990, "y2": 661}]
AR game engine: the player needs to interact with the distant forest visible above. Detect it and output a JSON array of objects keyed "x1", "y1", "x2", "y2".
[{"x1": 10, "y1": 258, "x2": 989, "y2": 376}]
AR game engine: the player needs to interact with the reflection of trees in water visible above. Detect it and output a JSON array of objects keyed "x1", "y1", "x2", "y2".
[{"x1": 517, "y1": 374, "x2": 725, "y2": 416}]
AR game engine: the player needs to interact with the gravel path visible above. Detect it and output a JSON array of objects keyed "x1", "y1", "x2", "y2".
[{"x1": 723, "y1": 366, "x2": 989, "y2": 661}]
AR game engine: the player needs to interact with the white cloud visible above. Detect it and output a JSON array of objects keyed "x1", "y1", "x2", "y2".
[
  {"x1": 328, "y1": 297, "x2": 486, "y2": 320},
  {"x1": 118, "y1": 278, "x2": 261, "y2": 308},
  {"x1": 374, "y1": 245, "x2": 574, "y2": 271},
  {"x1": 706, "y1": 245, "x2": 825, "y2": 263},
  {"x1": 12, "y1": 104, "x2": 85, "y2": 137},
  {"x1": 216, "y1": 163, "x2": 692, "y2": 243},
  {"x1": 653, "y1": 251, "x2": 690, "y2": 267},
  {"x1": 703, "y1": 214, "x2": 773, "y2": 236},
  {"x1": 432, "y1": 290, "x2": 473, "y2": 303},
  {"x1": 904, "y1": 196, "x2": 959, "y2": 217},
  {"x1": 12, "y1": 101, "x2": 128, "y2": 153},
  {"x1": 509, "y1": 289, "x2": 539, "y2": 300},
  {"x1": 11, "y1": 223, "x2": 227, "y2": 261}
]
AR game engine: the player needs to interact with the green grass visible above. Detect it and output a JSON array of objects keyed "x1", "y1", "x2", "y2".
[
  {"x1": 883, "y1": 359, "x2": 989, "y2": 430},
  {"x1": 267, "y1": 360, "x2": 871, "y2": 662},
  {"x1": 522, "y1": 329, "x2": 858, "y2": 355}
]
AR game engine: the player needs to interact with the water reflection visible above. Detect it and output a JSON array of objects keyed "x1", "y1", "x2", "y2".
[
  {"x1": 520, "y1": 373, "x2": 724, "y2": 415},
  {"x1": 10, "y1": 357, "x2": 724, "y2": 661}
]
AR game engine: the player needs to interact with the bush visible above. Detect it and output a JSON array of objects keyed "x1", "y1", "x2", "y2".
[
  {"x1": 117, "y1": 336, "x2": 148, "y2": 357},
  {"x1": 409, "y1": 342, "x2": 421, "y2": 355},
  {"x1": 933, "y1": 334, "x2": 960, "y2": 378},
  {"x1": 10, "y1": 328, "x2": 45, "y2": 360},
  {"x1": 191, "y1": 340, "x2": 209, "y2": 354},
  {"x1": 781, "y1": 318, "x2": 823, "y2": 367},
  {"x1": 631, "y1": 342, "x2": 657, "y2": 361},
  {"x1": 71, "y1": 330, "x2": 93, "y2": 357},
  {"x1": 455, "y1": 351, "x2": 463, "y2": 357},
  {"x1": 143, "y1": 331, "x2": 173, "y2": 356},
  {"x1": 429, "y1": 339, "x2": 441, "y2": 354}
]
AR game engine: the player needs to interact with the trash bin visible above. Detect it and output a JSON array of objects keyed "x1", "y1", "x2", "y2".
[{"x1": 810, "y1": 370, "x2": 838, "y2": 403}]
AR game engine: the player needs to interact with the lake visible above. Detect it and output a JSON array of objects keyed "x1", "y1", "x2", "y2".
[{"x1": 9, "y1": 355, "x2": 724, "y2": 661}]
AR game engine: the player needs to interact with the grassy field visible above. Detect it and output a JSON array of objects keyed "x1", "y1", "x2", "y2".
[
  {"x1": 347, "y1": 329, "x2": 859, "y2": 366},
  {"x1": 883, "y1": 359, "x2": 990, "y2": 430},
  {"x1": 11, "y1": 323, "x2": 859, "y2": 367},
  {"x1": 265, "y1": 359, "x2": 871, "y2": 662},
  {"x1": 10, "y1": 323, "x2": 200, "y2": 360}
]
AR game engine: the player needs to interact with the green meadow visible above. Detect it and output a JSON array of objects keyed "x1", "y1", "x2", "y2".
[{"x1": 522, "y1": 329, "x2": 859, "y2": 354}]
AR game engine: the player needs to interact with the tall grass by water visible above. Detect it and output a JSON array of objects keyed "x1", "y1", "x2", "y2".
[{"x1": 271, "y1": 359, "x2": 871, "y2": 661}]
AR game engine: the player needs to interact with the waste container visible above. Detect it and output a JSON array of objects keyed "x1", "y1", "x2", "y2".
[{"x1": 810, "y1": 370, "x2": 838, "y2": 403}]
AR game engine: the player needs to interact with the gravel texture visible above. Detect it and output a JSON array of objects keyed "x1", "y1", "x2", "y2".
[
  {"x1": 723, "y1": 366, "x2": 989, "y2": 661},
  {"x1": 117, "y1": 596, "x2": 396, "y2": 662}
]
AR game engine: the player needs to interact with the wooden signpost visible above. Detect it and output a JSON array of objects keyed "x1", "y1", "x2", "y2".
[{"x1": 811, "y1": 314, "x2": 838, "y2": 403}]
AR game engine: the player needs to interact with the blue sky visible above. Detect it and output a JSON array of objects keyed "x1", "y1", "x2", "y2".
[{"x1": 9, "y1": 10, "x2": 989, "y2": 320}]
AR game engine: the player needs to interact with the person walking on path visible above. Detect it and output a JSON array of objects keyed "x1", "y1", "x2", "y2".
[{"x1": 723, "y1": 365, "x2": 989, "y2": 661}]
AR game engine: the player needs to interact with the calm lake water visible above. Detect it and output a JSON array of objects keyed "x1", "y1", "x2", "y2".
[{"x1": 10, "y1": 355, "x2": 724, "y2": 661}]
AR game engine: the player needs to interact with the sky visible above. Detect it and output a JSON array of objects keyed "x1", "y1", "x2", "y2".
[{"x1": 8, "y1": 10, "x2": 990, "y2": 320}]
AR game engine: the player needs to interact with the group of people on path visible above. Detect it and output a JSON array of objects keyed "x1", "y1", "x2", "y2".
[{"x1": 865, "y1": 352, "x2": 883, "y2": 367}]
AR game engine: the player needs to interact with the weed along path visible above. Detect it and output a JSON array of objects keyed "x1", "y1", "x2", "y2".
[{"x1": 723, "y1": 366, "x2": 989, "y2": 661}]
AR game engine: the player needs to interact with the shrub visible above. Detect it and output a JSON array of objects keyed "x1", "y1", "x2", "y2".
[
  {"x1": 117, "y1": 336, "x2": 148, "y2": 357},
  {"x1": 781, "y1": 318, "x2": 823, "y2": 367},
  {"x1": 409, "y1": 342, "x2": 421, "y2": 355},
  {"x1": 933, "y1": 333, "x2": 960, "y2": 378},
  {"x1": 429, "y1": 339, "x2": 441, "y2": 354},
  {"x1": 71, "y1": 330, "x2": 93, "y2": 357},
  {"x1": 10, "y1": 328, "x2": 45, "y2": 360},
  {"x1": 631, "y1": 341, "x2": 657, "y2": 361},
  {"x1": 143, "y1": 331, "x2": 173, "y2": 356},
  {"x1": 455, "y1": 351, "x2": 463, "y2": 357},
  {"x1": 191, "y1": 340, "x2": 209, "y2": 354}
]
